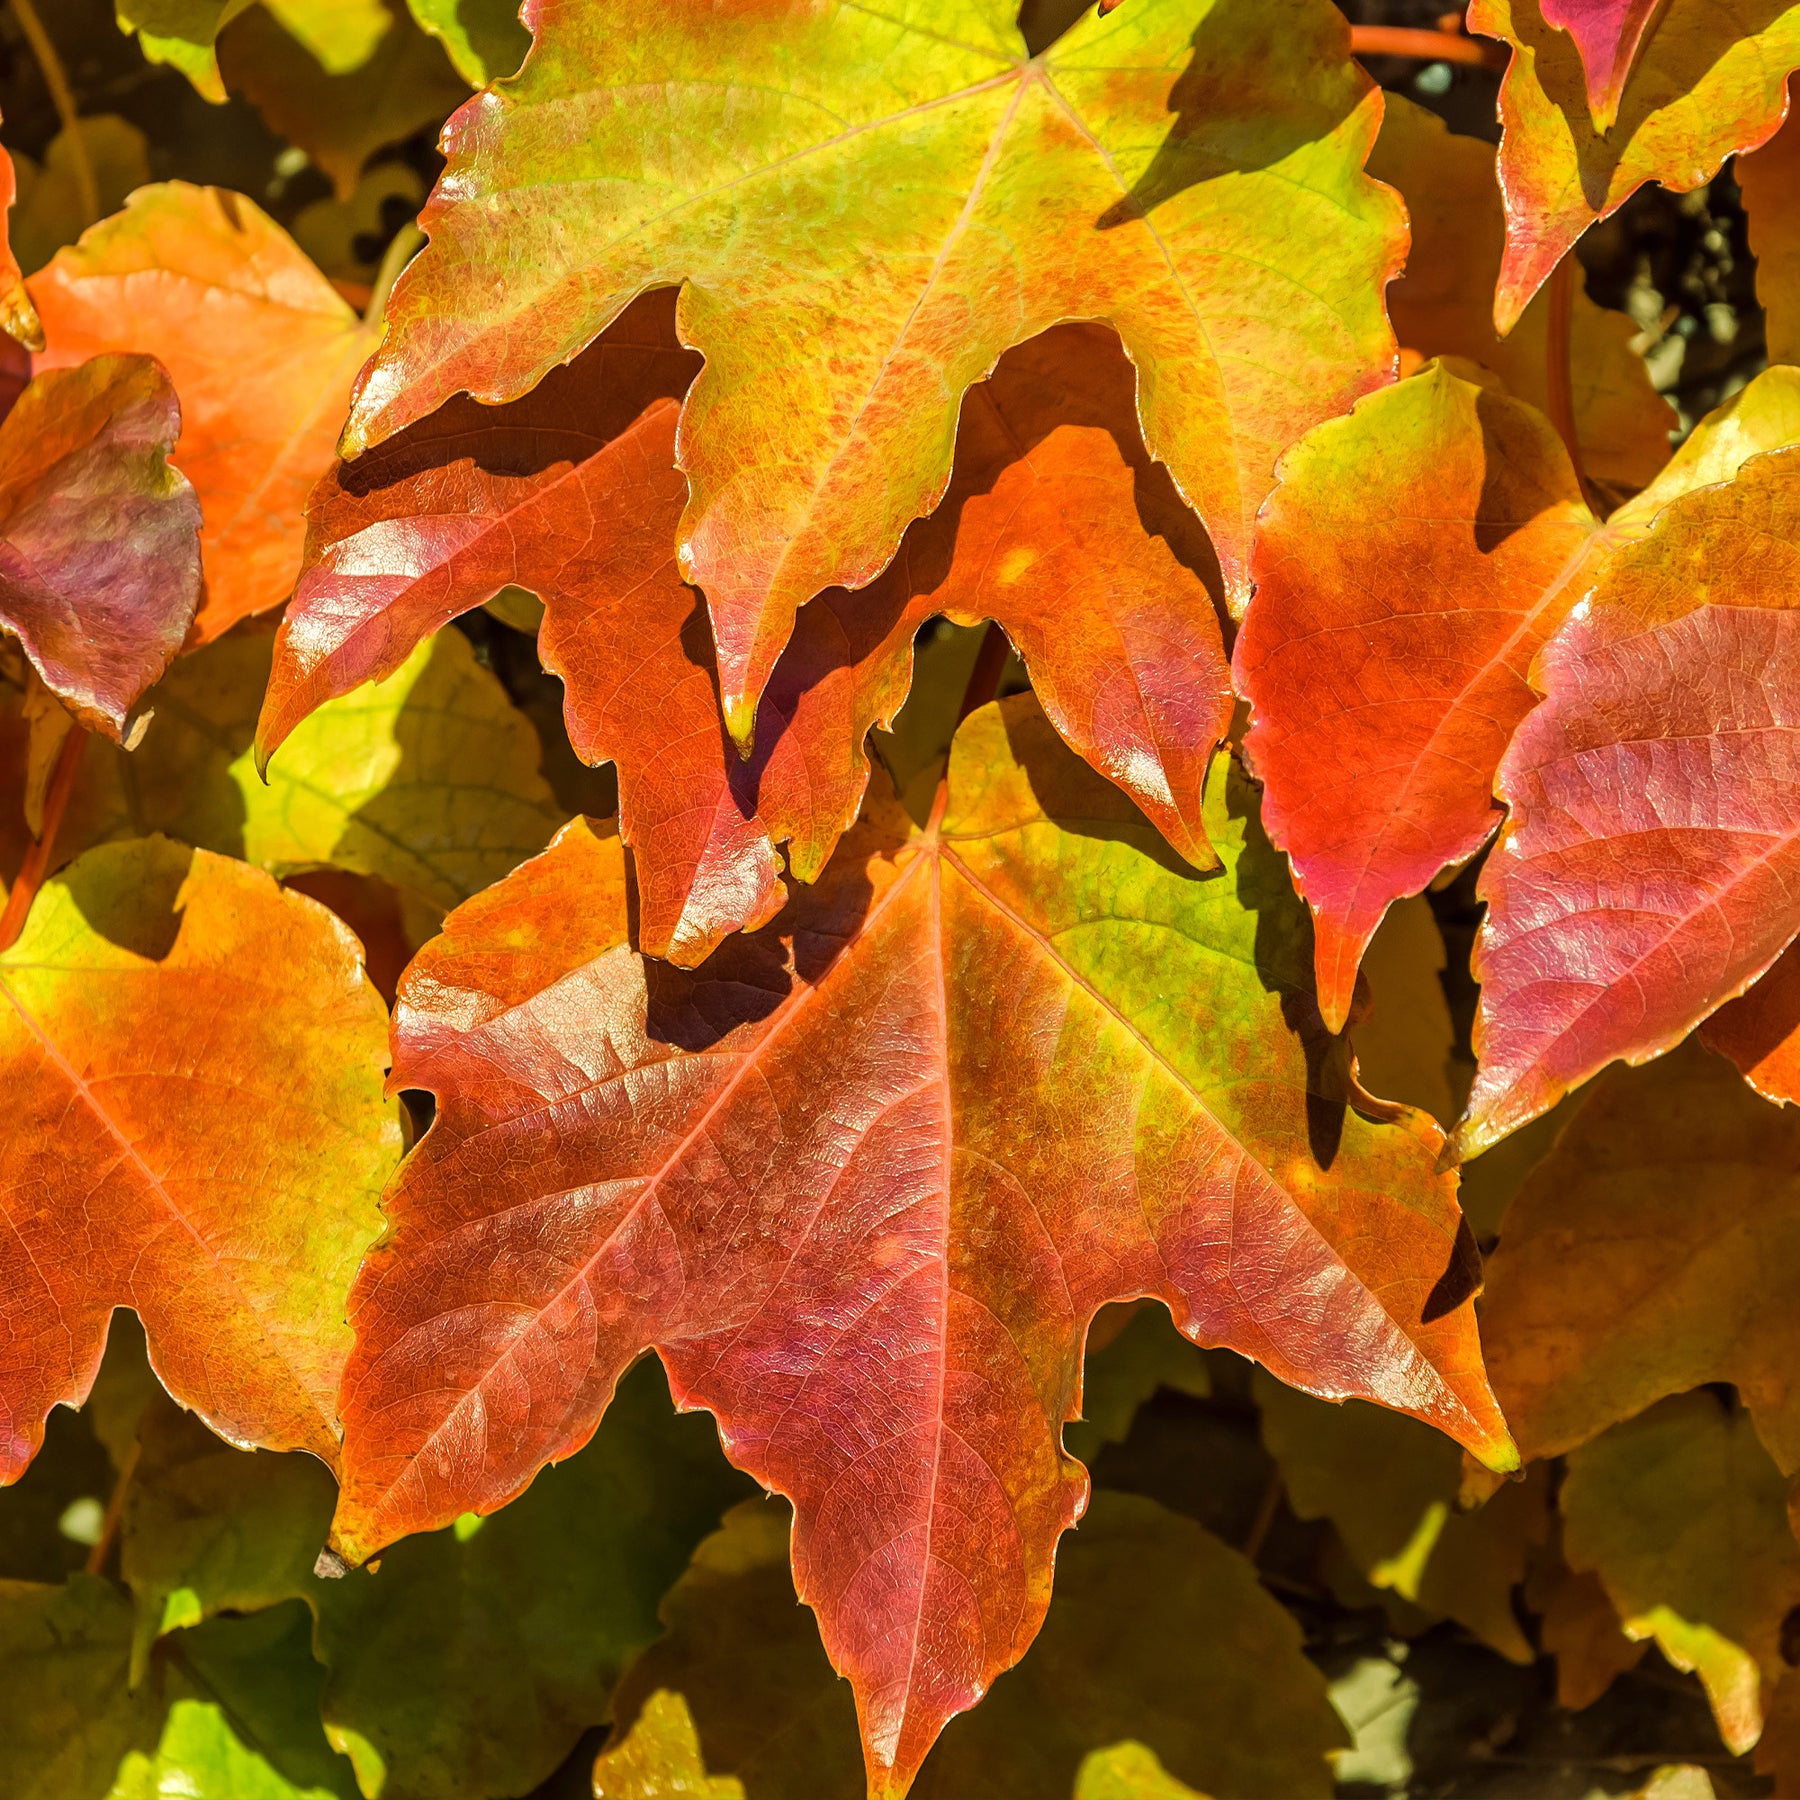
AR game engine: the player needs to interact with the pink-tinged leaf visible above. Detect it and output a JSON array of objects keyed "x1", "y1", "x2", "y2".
[
  {"x1": 0, "y1": 355, "x2": 201, "y2": 741},
  {"x1": 263, "y1": 309, "x2": 1231, "y2": 962},
  {"x1": 331, "y1": 700, "x2": 1511, "y2": 1800},
  {"x1": 1235, "y1": 362, "x2": 1600, "y2": 1034},
  {"x1": 339, "y1": 0, "x2": 1402, "y2": 742},
  {"x1": 1454, "y1": 445, "x2": 1800, "y2": 1160},
  {"x1": 1538, "y1": 0, "x2": 1665, "y2": 130}
]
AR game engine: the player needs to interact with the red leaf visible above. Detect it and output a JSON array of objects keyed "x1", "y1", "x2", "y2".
[
  {"x1": 331, "y1": 699, "x2": 1511, "y2": 1799},
  {"x1": 1235, "y1": 364, "x2": 1599, "y2": 1033},
  {"x1": 1455, "y1": 446, "x2": 1800, "y2": 1160},
  {"x1": 0, "y1": 355, "x2": 201, "y2": 741}
]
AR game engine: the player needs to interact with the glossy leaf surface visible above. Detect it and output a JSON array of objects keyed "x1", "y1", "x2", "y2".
[
  {"x1": 265, "y1": 311, "x2": 1232, "y2": 960},
  {"x1": 1480, "y1": 1042, "x2": 1800, "y2": 1472},
  {"x1": 599, "y1": 1494, "x2": 1346, "y2": 1799},
  {"x1": 30, "y1": 185, "x2": 378, "y2": 644},
  {"x1": 1459, "y1": 444, "x2": 1800, "y2": 1157},
  {"x1": 0, "y1": 839, "x2": 397, "y2": 1481},
  {"x1": 1469, "y1": 0, "x2": 1800, "y2": 332},
  {"x1": 344, "y1": 0, "x2": 1403, "y2": 738},
  {"x1": 332, "y1": 698, "x2": 1508, "y2": 1797}
]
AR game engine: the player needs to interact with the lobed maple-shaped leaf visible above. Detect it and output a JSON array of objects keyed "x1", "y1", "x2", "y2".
[
  {"x1": 1369, "y1": 95, "x2": 1672, "y2": 497},
  {"x1": 30, "y1": 184, "x2": 378, "y2": 645},
  {"x1": 1479, "y1": 1040, "x2": 1800, "y2": 1474},
  {"x1": 0, "y1": 838, "x2": 398, "y2": 1482},
  {"x1": 1238, "y1": 359, "x2": 1800, "y2": 1041},
  {"x1": 597, "y1": 1493, "x2": 1346, "y2": 1798},
  {"x1": 1561, "y1": 1393, "x2": 1800, "y2": 1754},
  {"x1": 262, "y1": 305, "x2": 1231, "y2": 962},
  {"x1": 342, "y1": 0, "x2": 1403, "y2": 742},
  {"x1": 1469, "y1": 0, "x2": 1800, "y2": 333},
  {"x1": 0, "y1": 355, "x2": 201, "y2": 742},
  {"x1": 1700, "y1": 941, "x2": 1800, "y2": 1107},
  {"x1": 329, "y1": 696, "x2": 1510, "y2": 1798},
  {"x1": 1740, "y1": 74, "x2": 1800, "y2": 370},
  {"x1": 1458, "y1": 441, "x2": 1800, "y2": 1157}
]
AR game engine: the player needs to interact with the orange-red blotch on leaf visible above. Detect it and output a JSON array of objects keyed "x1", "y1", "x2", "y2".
[
  {"x1": 329, "y1": 697, "x2": 1510, "y2": 1800},
  {"x1": 0, "y1": 354, "x2": 201, "y2": 741},
  {"x1": 30, "y1": 183, "x2": 379, "y2": 644},
  {"x1": 1234, "y1": 361, "x2": 1599, "y2": 1034},
  {"x1": 1456, "y1": 445, "x2": 1800, "y2": 1160},
  {"x1": 0, "y1": 837, "x2": 398, "y2": 1483}
]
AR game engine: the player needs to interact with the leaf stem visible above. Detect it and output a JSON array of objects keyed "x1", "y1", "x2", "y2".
[
  {"x1": 366, "y1": 220, "x2": 426, "y2": 327},
  {"x1": 1347, "y1": 25, "x2": 1506, "y2": 68},
  {"x1": 1241, "y1": 1465, "x2": 1283, "y2": 1565},
  {"x1": 0, "y1": 719, "x2": 85, "y2": 952},
  {"x1": 9, "y1": 0, "x2": 99, "y2": 229},
  {"x1": 84, "y1": 1434, "x2": 140, "y2": 1576},
  {"x1": 1544, "y1": 252, "x2": 1593, "y2": 506}
]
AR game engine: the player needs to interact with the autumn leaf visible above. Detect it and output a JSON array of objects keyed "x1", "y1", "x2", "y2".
[
  {"x1": 1458, "y1": 441, "x2": 1800, "y2": 1157},
  {"x1": 328, "y1": 697, "x2": 1508, "y2": 1797},
  {"x1": 1469, "y1": 0, "x2": 1800, "y2": 332},
  {"x1": 598, "y1": 1493, "x2": 1347, "y2": 1798},
  {"x1": 403, "y1": 0, "x2": 527, "y2": 85},
  {"x1": 1234, "y1": 362, "x2": 1597, "y2": 1033},
  {"x1": 0, "y1": 356, "x2": 201, "y2": 741},
  {"x1": 117, "y1": 1359, "x2": 751, "y2": 1800},
  {"x1": 595, "y1": 1691, "x2": 744, "y2": 1800},
  {"x1": 1368, "y1": 94, "x2": 1672, "y2": 496},
  {"x1": 1536, "y1": 0, "x2": 1665, "y2": 129},
  {"x1": 1237, "y1": 358, "x2": 1800, "y2": 1047},
  {"x1": 1351, "y1": 897, "x2": 1464, "y2": 1130},
  {"x1": 11, "y1": 120, "x2": 153, "y2": 281},
  {"x1": 0, "y1": 838, "x2": 398, "y2": 1482},
  {"x1": 1700, "y1": 941, "x2": 1800, "y2": 1107},
  {"x1": 1254, "y1": 1369, "x2": 1549, "y2": 1663},
  {"x1": 115, "y1": 0, "x2": 393, "y2": 102},
  {"x1": 1740, "y1": 72, "x2": 1800, "y2": 370},
  {"x1": 1561, "y1": 1392, "x2": 1800, "y2": 1754},
  {"x1": 262, "y1": 305, "x2": 1231, "y2": 961},
  {"x1": 30, "y1": 185, "x2": 378, "y2": 645},
  {"x1": 1479, "y1": 1040, "x2": 1800, "y2": 1473},
  {"x1": 343, "y1": 0, "x2": 1402, "y2": 742},
  {"x1": 1, "y1": 1574, "x2": 358, "y2": 1800},
  {"x1": 0, "y1": 124, "x2": 41, "y2": 352},
  {"x1": 219, "y1": 0, "x2": 469, "y2": 201}
]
